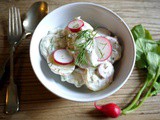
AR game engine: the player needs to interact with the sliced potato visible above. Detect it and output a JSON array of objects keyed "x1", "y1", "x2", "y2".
[
  {"x1": 84, "y1": 61, "x2": 114, "y2": 91},
  {"x1": 47, "y1": 54, "x2": 75, "y2": 76},
  {"x1": 61, "y1": 68, "x2": 85, "y2": 87}
]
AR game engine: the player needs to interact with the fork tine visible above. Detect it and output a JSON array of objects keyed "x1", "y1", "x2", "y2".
[
  {"x1": 11, "y1": 7, "x2": 15, "y2": 36},
  {"x1": 14, "y1": 7, "x2": 18, "y2": 36},
  {"x1": 17, "y1": 8, "x2": 22, "y2": 35},
  {"x1": 8, "y1": 7, "x2": 22, "y2": 44},
  {"x1": 9, "y1": 8, "x2": 11, "y2": 36}
]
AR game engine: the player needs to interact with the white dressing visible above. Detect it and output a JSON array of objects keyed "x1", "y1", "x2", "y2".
[
  {"x1": 61, "y1": 68, "x2": 85, "y2": 87},
  {"x1": 84, "y1": 62, "x2": 114, "y2": 91}
]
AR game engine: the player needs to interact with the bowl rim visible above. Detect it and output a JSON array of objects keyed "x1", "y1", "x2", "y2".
[{"x1": 30, "y1": 2, "x2": 136, "y2": 102}]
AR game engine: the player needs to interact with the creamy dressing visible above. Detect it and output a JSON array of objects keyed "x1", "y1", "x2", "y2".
[
  {"x1": 39, "y1": 17, "x2": 122, "y2": 91},
  {"x1": 61, "y1": 68, "x2": 85, "y2": 87},
  {"x1": 84, "y1": 61, "x2": 114, "y2": 91},
  {"x1": 95, "y1": 27, "x2": 111, "y2": 36}
]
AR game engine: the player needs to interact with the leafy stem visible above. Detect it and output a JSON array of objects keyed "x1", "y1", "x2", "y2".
[
  {"x1": 123, "y1": 66, "x2": 160, "y2": 114},
  {"x1": 122, "y1": 79, "x2": 149, "y2": 114}
]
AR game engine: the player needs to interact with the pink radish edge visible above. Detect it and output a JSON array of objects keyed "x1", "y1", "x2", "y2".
[
  {"x1": 52, "y1": 49, "x2": 74, "y2": 65},
  {"x1": 95, "y1": 36, "x2": 112, "y2": 62},
  {"x1": 67, "y1": 19, "x2": 84, "y2": 33}
]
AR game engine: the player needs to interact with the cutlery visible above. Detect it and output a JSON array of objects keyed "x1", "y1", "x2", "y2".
[
  {"x1": 0, "y1": 1, "x2": 48, "y2": 82},
  {"x1": 5, "y1": 7, "x2": 22, "y2": 114},
  {"x1": 17, "y1": 1, "x2": 48, "y2": 46}
]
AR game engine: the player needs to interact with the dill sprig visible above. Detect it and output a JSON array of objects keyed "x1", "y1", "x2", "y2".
[
  {"x1": 97, "y1": 46, "x2": 104, "y2": 59},
  {"x1": 75, "y1": 30, "x2": 97, "y2": 65}
]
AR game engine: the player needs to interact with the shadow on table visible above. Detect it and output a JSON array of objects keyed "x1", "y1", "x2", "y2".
[
  {"x1": 13, "y1": 39, "x2": 60, "y2": 102},
  {"x1": 87, "y1": 109, "x2": 111, "y2": 119},
  {"x1": 0, "y1": 18, "x2": 10, "y2": 89}
]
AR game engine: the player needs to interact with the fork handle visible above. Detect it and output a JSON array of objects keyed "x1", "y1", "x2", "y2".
[
  {"x1": 5, "y1": 45, "x2": 19, "y2": 114},
  {"x1": 10, "y1": 46, "x2": 14, "y2": 82},
  {"x1": 0, "y1": 32, "x2": 30, "y2": 81}
]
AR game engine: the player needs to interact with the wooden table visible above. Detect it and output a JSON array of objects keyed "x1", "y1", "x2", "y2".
[{"x1": 0, "y1": 0, "x2": 160, "y2": 120}]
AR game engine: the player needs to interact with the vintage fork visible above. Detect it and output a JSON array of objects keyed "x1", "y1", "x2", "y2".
[{"x1": 5, "y1": 7, "x2": 22, "y2": 114}]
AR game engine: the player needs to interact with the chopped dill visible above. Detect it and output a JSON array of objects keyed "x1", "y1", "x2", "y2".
[
  {"x1": 75, "y1": 30, "x2": 97, "y2": 65},
  {"x1": 72, "y1": 23, "x2": 79, "y2": 28},
  {"x1": 112, "y1": 49, "x2": 116, "y2": 52},
  {"x1": 97, "y1": 46, "x2": 104, "y2": 59},
  {"x1": 98, "y1": 42, "x2": 108, "y2": 50}
]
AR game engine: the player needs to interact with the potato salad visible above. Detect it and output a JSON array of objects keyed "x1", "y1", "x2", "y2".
[{"x1": 40, "y1": 17, "x2": 122, "y2": 91}]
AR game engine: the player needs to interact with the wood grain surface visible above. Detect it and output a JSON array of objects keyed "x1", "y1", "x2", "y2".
[{"x1": 0, "y1": 0, "x2": 160, "y2": 120}]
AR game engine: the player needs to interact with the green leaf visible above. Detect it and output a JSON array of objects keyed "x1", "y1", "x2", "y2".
[
  {"x1": 131, "y1": 24, "x2": 153, "y2": 41},
  {"x1": 146, "y1": 52, "x2": 160, "y2": 77},
  {"x1": 145, "y1": 40, "x2": 160, "y2": 54},
  {"x1": 136, "y1": 52, "x2": 147, "y2": 69},
  {"x1": 131, "y1": 25, "x2": 145, "y2": 40},
  {"x1": 135, "y1": 38, "x2": 160, "y2": 69},
  {"x1": 135, "y1": 38, "x2": 148, "y2": 68},
  {"x1": 145, "y1": 29, "x2": 152, "y2": 40}
]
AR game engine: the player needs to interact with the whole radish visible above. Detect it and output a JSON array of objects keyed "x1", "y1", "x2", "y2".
[{"x1": 94, "y1": 102, "x2": 121, "y2": 118}]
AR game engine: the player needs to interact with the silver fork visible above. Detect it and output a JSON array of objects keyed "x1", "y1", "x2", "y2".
[{"x1": 5, "y1": 7, "x2": 22, "y2": 114}]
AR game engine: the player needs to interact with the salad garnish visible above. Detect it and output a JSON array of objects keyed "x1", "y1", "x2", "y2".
[{"x1": 75, "y1": 30, "x2": 97, "y2": 65}]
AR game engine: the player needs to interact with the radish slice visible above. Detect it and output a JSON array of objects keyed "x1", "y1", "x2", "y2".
[
  {"x1": 53, "y1": 49, "x2": 74, "y2": 65},
  {"x1": 67, "y1": 19, "x2": 84, "y2": 32},
  {"x1": 94, "y1": 36, "x2": 112, "y2": 61}
]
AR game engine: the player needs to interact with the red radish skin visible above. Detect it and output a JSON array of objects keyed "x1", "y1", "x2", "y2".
[
  {"x1": 67, "y1": 19, "x2": 84, "y2": 33},
  {"x1": 94, "y1": 102, "x2": 121, "y2": 118},
  {"x1": 94, "y1": 36, "x2": 112, "y2": 62},
  {"x1": 53, "y1": 49, "x2": 74, "y2": 65}
]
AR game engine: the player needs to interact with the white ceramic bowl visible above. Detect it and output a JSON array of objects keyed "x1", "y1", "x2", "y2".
[{"x1": 30, "y1": 2, "x2": 135, "y2": 102}]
